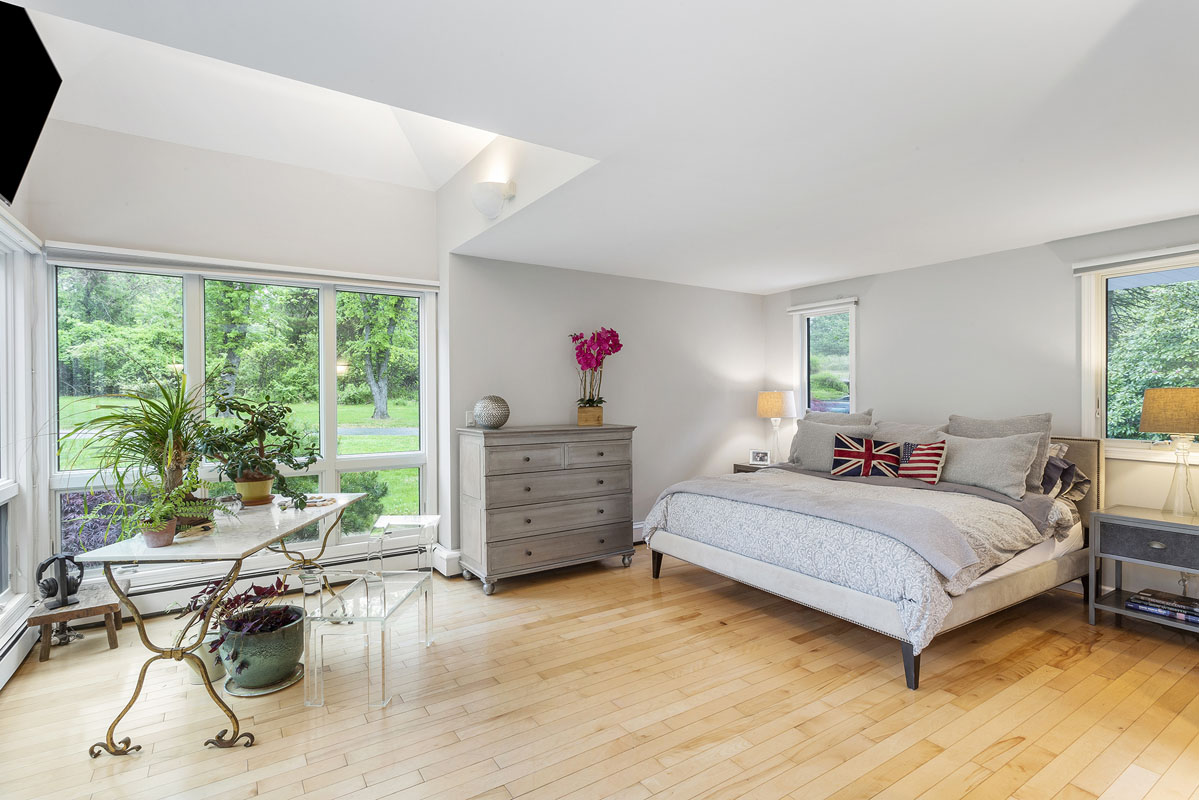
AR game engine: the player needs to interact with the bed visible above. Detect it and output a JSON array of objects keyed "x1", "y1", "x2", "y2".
[{"x1": 645, "y1": 436, "x2": 1103, "y2": 690}]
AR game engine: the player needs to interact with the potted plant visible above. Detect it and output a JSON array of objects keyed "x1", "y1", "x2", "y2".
[
  {"x1": 571, "y1": 328, "x2": 623, "y2": 426},
  {"x1": 197, "y1": 396, "x2": 319, "y2": 508},
  {"x1": 81, "y1": 462, "x2": 216, "y2": 548},
  {"x1": 180, "y1": 576, "x2": 304, "y2": 691}
]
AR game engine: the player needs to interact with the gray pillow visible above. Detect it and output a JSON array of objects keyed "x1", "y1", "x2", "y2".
[
  {"x1": 947, "y1": 413, "x2": 1052, "y2": 494},
  {"x1": 941, "y1": 432, "x2": 1042, "y2": 500},
  {"x1": 789, "y1": 420, "x2": 878, "y2": 472},
  {"x1": 873, "y1": 421, "x2": 948, "y2": 445},
  {"x1": 803, "y1": 407, "x2": 873, "y2": 424}
]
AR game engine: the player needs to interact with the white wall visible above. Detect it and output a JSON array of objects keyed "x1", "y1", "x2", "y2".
[
  {"x1": 14, "y1": 120, "x2": 438, "y2": 280},
  {"x1": 770, "y1": 214, "x2": 1199, "y2": 593},
  {"x1": 445, "y1": 255, "x2": 767, "y2": 545}
]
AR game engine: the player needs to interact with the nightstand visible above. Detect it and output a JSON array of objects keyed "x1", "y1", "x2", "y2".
[
  {"x1": 1089, "y1": 505, "x2": 1199, "y2": 632},
  {"x1": 733, "y1": 463, "x2": 768, "y2": 473}
]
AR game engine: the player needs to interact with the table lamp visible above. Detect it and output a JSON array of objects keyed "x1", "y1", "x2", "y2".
[
  {"x1": 1139, "y1": 387, "x2": 1199, "y2": 516},
  {"x1": 757, "y1": 390, "x2": 797, "y2": 464}
]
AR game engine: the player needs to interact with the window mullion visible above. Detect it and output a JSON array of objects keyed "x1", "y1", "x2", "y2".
[
  {"x1": 318, "y1": 285, "x2": 339, "y2": 542},
  {"x1": 183, "y1": 274, "x2": 204, "y2": 393}
]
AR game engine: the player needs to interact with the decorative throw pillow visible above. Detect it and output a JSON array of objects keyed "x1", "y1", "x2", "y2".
[
  {"x1": 940, "y1": 432, "x2": 1042, "y2": 500},
  {"x1": 873, "y1": 421, "x2": 949, "y2": 445},
  {"x1": 788, "y1": 420, "x2": 878, "y2": 472},
  {"x1": 831, "y1": 435, "x2": 902, "y2": 478},
  {"x1": 947, "y1": 413, "x2": 1052, "y2": 495},
  {"x1": 803, "y1": 408, "x2": 873, "y2": 424},
  {"x1": 898, "y1": 441, "x2": 948, "y2": 484}
]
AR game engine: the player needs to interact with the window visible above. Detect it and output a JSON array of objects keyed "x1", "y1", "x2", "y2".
[
  {"x1": 790, "y1": 298, "x2": 857, "y2": 414},
  {"x1": 51, "y1": 260, "x2": 433, "y2": 573},
  {"x1": 1081, "y1": 252, "x2": 1199, "y2": 458},
  {"x1": 0, "y1": 506, "x2": 7, "y2": 596}
]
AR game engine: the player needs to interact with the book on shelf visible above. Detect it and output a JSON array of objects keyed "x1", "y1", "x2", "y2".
[
  {"x1": 1128, "y1": 588, "x2": 1199, "y2": 615},
  {"x1": 1124, "y1": 599, "x2": 1199, "y2": 625}
]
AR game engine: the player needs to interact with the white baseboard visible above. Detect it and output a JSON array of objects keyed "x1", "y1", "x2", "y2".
[
  {"x1": 434, "y1": 545, "x2": 461, "y2": 576},
  {"x1": 0, "y1": 626, "x2": 35, "y2": 692},
  {"x1": 634, "y1": 521, "x2": 645, "y2": 543}
]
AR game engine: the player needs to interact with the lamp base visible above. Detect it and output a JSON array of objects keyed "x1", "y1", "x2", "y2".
[
  {"x1": 1163, "y1": 435, "x2": 1198, "y2": 517},
  {"x1": 768, "y1": 418, "x2": 782, "y2": 464}
]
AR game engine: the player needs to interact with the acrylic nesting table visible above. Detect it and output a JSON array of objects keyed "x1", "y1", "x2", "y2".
[{"x1": 75, "y1": 492, "x2": 366, "y2": 757}]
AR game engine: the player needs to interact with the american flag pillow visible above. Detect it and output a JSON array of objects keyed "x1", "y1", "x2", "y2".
[
  {"x1": 898, "y1": 441, "x2": 948, "y2": 484},
  {"x1": 831, "y1": 435, "x2": 902, "y2": 478}
]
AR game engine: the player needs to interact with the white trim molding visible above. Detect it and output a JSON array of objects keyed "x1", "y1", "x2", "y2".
[{"x1": 1077, "y1": 249, "x2": 1199, "y2": 463}]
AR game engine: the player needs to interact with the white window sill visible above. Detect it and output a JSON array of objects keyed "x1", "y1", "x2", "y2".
[{"x1": 1104, "y1": 441, "x2": 1199, "y2": 465}]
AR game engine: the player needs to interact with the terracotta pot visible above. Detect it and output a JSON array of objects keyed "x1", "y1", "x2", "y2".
[
  {"x1": 577, "y1": 406, "x2": 603, "y2": 427},
  {"x1": 235, "y1": 477, "x2": 275, "y2": 506},
  {"x1": 142, "y1": 518, "x2": 178, "y2": 548}
]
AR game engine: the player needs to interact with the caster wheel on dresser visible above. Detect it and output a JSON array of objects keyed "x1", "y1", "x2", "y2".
[
  {"x1": 622, "y1": 554, "x2": 633, "y2": 568},
  {"x1": 462, "y1": 569, "x2": 474, "y2": 581},
  {"x1": 482, "y1": 582, "x2": 496, "y2": 596}
]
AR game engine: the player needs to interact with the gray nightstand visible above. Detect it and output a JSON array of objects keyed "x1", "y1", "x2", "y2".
[
  {"x1": 733, "y1": 463, "x2": 768, "y2": 474},
  {"x1": 1089, "y1": 505, "x2": 1199, "y2": 632}
]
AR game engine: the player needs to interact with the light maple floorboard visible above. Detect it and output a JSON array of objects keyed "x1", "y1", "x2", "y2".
[{"x1": 2, "y1": 544, "x2": 1198, "y2": 800}]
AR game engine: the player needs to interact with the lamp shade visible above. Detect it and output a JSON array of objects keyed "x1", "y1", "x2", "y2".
[
  {"x1": 757, "y1": 390, "x2": 797, "y2": 419},
  {"x1": 1139, "y1": 388, "x2": 1199, "y2": 434}
]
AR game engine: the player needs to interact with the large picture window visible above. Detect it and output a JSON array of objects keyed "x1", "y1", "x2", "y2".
[
  {"x1": 791, "y1": 299, "x2": 857, "y2": 414},
  {"x1": 51, "y1": 263, "x2": 432, "y2": 569}
]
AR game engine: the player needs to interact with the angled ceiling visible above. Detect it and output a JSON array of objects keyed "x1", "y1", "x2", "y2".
[
  {"x1": 16, "y1": 1, "x2": 1199, "y2": 293},
  {"x1": 28, "y1": 10, "x2": 496, "y2": 191}
]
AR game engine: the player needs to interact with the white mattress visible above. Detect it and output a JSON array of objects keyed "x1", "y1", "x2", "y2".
[{"x1": 968, "y1": 521, "x2": 1084, "y2": 588}]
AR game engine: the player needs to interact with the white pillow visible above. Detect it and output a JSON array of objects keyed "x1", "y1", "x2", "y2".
[
  {"x1": 941, "y1": 432, "x2": 1042, "y2": 500},
  {"x1": 789, "y1": 420, "x2": 878, "y2": 472}
]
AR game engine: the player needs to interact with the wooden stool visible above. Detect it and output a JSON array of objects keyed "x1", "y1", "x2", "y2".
[{"x1": 27, "y1": 581, "x2": 127, "y2": 662}]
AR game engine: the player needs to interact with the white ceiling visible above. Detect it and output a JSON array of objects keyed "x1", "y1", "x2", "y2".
[
  {"x1": 17, "y1": 1, "x2": 1199, "y2": 294},
  {"x1": 28, "y1": 11, "x2": 496, "y2": 191}
]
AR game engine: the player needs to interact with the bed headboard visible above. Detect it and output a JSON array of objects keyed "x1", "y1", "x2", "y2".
[{"x1": 1050, "y1": 436, "x2": 1104, "y2": 531}]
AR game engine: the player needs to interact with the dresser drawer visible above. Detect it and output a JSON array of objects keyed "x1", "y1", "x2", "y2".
[
  {"x1": 485, "y1": 444, "x2": 564, "y2": 475},
  {"x1": 486, "y1": 466, "x2": 631, "y2": 508},
  {"x1": 487, "y1": 495, "x2": 632, "y2": 541},
  {"x1": 564, "y1": 441, "x2": 631, "y2": 468},
  {"x1": 488, "y1": 524, "x2": 634, "y2": 571},
  {"x1": 1100, "y1": 521, "x2": 1199, "y2": 570}
]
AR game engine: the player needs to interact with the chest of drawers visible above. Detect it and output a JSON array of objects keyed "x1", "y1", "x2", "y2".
[{"x1": 458, "y1": 424, "x2": 636, "y2": 595}]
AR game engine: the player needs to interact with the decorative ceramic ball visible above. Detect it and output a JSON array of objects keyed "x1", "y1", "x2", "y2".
[{"x1": 473, "y1": 395, "x2": 510, "y2": 429}]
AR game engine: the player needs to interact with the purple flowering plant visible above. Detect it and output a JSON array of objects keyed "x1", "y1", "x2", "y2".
[{"x1": 570, "y1": 328, "x2": 623, "y2": 407}]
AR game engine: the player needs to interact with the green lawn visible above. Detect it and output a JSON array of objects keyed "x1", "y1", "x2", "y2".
[{"x1": 58, "y1": 396, "x2": 420, "y2": 470}]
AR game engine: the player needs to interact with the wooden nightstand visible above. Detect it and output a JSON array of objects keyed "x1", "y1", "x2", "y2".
[
  {"x1": 1089, "y1": 505, "x2": 1199, "y2": 632},
  {"x1": 733, "y1": 463, "x2": 768, "y2": 473}
]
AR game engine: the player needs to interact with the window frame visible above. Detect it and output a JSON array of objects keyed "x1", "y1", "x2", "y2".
[
  {"x1": 46, "y1": 257, "x2": 437, "y2": 586},
  {"x1": 788, "y1": 297, "x2": 858, "y2": 415},
  {"x1": 1079, "y1": 250, "x2": 1199, "y2": 464}
]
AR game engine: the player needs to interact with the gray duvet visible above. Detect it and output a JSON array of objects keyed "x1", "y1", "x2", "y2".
[{"x1": 643, "y1": 470, "x2": 1071, "y2": 651}]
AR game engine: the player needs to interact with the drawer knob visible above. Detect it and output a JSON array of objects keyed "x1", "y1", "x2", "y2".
[
  {"x1": 524, "y1": 486, "x2": 532, "y2": 492},
  {"x1": 600, "y1": 538, "x2": 606, "y2": 544},
  {"x1": 525, "y1": 550, "x2": 533, "y2": 556},
  {"x1": 1149, "y1": 540, "x2": 1168, "y2": 550},
  {"x1": 523, "y1": 456, "x2": 531, "y2": 462},
  {"x1": 525, "y1": 518, "x2": 532, "y2": 524},
  {"x1": 597, "y1": 479, "x2": 605, "y2": 485},
  {"x1": 598, "y1": 451, "x2": 604, "y2": 457},
  {"x1": 597, "y1": 508, "x2": 604, "y2": 514}
]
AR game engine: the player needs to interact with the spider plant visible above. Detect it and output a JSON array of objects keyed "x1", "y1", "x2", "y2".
[{"x1": 59, "y1": 373, "x2": 206, "y2": 495}]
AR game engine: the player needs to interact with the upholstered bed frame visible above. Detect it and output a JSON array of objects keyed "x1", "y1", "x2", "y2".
[{"x1": 649, "y1": 437, "x2": 1104, "y2": 690}]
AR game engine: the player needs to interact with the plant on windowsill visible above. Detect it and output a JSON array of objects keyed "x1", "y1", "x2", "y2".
[
  {"x1": 177, "y1": 576, "x2": 304, "y2": 691},
  {"x1": 571, "y1": 327, "x2": 623, "y2": 427},
  {"x1": 196, "y1": 395, "x2": 320, "y2": 509}
]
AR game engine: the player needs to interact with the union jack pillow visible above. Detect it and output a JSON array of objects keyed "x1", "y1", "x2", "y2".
[
  {"x1": 831, "y1": 435, "x2": 902, "y2": 478},
  {"x1": 898, "y1": 441, "x2": 948, "y2": 484}
]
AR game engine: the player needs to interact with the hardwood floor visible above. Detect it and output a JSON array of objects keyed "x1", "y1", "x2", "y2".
[{"x1": 3, "y1": 545, "x2": 1199, "y2": 800}]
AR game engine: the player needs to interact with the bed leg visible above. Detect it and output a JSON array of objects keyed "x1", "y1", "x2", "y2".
[
  {"x1": 901, "y1": 642, "x2": 920, "y2": 690},
  {"x1": 1079, "y1": 572, "x2": 1091, "y2": 607},
  {"x1": 651, "y1": 551, "x2": 663, "y2": 579}
]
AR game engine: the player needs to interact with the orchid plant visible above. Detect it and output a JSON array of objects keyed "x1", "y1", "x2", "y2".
[{"x1": 571, "y1": 328, "x2": 623, "y2": 407}]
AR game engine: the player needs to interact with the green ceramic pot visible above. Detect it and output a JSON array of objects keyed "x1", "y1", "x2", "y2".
[{"x1": 218, "y1": 605, "x2": 304, "y2": 689}]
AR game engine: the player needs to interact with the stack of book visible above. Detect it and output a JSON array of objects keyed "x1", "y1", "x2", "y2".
[{"x1": 1125, "y1": 588, "x2": 1199, "y2": 625}]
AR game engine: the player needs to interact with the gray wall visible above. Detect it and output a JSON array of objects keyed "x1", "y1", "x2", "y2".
[{"x1": 445, "y1": 255, "x2": 767, "y2": 544}]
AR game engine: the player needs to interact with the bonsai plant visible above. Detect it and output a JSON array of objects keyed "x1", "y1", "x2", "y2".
[
  {"x1": 178, "y1": 576, "x2": 304, "y2": 691},
  {"x1": 570, "y1": 328, "x2": 623, "y2": 426},
  {"x1": 197, "y1": 395, "x2": 319, "y2": 508}
]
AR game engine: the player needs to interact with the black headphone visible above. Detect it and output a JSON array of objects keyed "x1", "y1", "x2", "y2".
[{"x1": 36, "y1": 553, "x2": 83, "y2": 599}]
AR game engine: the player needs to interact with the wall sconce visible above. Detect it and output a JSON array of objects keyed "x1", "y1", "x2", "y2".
[
  {"x1": 335, "y1": 361, "x2": 349, "y2": 377},
  {"x1": 471, "y1": 180, "x2": 517, "y2": 220}
]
